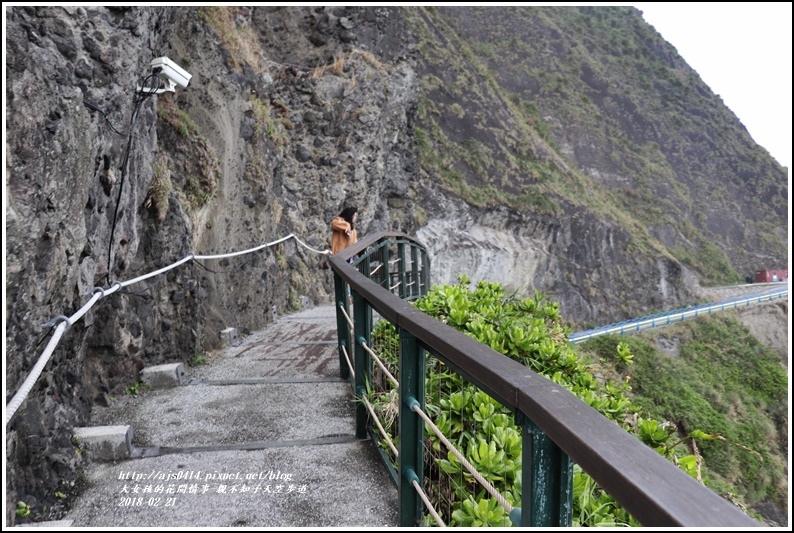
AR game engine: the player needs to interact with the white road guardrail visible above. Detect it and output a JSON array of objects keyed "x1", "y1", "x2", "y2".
[{"x1": 569, "y1": 284, "x2": 788, "y2": 344}]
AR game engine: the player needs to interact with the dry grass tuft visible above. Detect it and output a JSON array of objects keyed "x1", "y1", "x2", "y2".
[
  {"x1": 145, "y1": 153, "x2": 172, "y2": 221},
  {"x1": 198, "y1": 7, "x2": 265, "y2": 73}
]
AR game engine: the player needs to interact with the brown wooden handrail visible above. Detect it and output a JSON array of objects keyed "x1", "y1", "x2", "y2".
[{"x1": 329, "y1": 232, "x2": 760, "y2": 527}]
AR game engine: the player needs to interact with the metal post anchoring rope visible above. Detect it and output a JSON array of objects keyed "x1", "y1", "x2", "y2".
[
  {"x1": 411, "y1": 403, "x2": 514, "y2": 513},
  {"x1": 40, "y1": 315, "x2": 71, "y2": 331},
  {"x1": 362, "y1": 396, "x2": 399, "y2": 458},
  {"x1": 412, "y1": 479, "x2": 446, "y2": 527},
  {"x1": 6, "y1": 232, "x2": 332, "y2": 427}
]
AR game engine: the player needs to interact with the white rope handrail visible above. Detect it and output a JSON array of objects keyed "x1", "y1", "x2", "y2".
[
  {"x1": 353, "y1": 342, "x2": 442, "y2": 526},
  {"x1": 6, "y1": 233, "x2": 330, "y2": 426},
  {"x1": 412, "y1": 403, "x2": 514, "y2": 513},
  {"x1": 192, "y1": 233, "x2": 326, "y2": 260},
  {"x1": 72, "y1": 287, "x2": 114, "y2": 323},
  {"x1": 120, "y1": 254, "x2": 194, "y2": 287},
  {"x1": 339, "y1": 304, "x2": 354, "y2": 330},
  {"x1": 291, "y1": 234, "x2": 332, "y2": 256},
  {"x1": 360, "y1": 341, "x2": 399, "y2": 389},
  {"x1": 369, "y1": 263, "x2": 383, "y2": 276},
  {"x1": 412, "y1": 478, "x2": 446, "y2": 527},
  {"x1": 5, "y1": 285, "x2": 117, "y2": 425},
  {"x1": 362, "y1": 396, "x2": 399, "y2": 458},
  {"x1": 5, "y1": 323, "x2": 68, "y2": 425},
  {"x1": 341, "y1": 344, "x2": 355, "y2": 379}
]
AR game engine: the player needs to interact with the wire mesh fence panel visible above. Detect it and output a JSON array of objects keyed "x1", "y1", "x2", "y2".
[
  {"x1": 419, "y1": 349, "x2": 518, "y2": 527},
  {"x1": 369, "y1": 319, "x2": 401, "y2": 473}
]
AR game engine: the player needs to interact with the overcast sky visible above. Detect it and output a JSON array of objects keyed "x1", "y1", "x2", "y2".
[{"x1": 633, "y1": 2, "x2": 792, "y2": 171}]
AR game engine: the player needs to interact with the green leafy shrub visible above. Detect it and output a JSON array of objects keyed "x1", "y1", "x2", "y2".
[
  {"x1": 16, "y1": 501, "x2": 30, "y2": 519},
  {"x1": 369, "y1": 275, "x2": 730, "y2": 526},
  {"x1": 125, "y1": 381, "x2": 151, "y2": 396},
  {"x1": 189, "y1": 351, "x2": 207, "y2": 367},
  {"x1": 582, "y1": 316, "x2": 787, "y2": 508}
]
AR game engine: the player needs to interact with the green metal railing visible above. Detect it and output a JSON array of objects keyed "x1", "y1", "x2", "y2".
[{"x1": 329, "y1": 232, "x2": 759, "y2": 528}]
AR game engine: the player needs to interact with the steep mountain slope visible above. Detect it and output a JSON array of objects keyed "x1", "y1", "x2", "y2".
[
  {"x1": 4, "y1": 5, "x2": 787, "y2": 525},
  {"x1": 408, "y1": 6, "x2": 787, "y2": 314},
  {"x1": 6, "y1": 6, "x2": 419, "y2": 522}
]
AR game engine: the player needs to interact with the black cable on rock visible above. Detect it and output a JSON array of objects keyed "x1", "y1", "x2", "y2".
[
  {"x1": 105, "y1": 73, "x2": 161, "y2": 285},
  {"x1": 82, "y1": 99, "x2": 128, "y2": 137}
]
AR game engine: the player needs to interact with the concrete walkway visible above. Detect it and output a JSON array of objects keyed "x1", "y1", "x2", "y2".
[{"x1": 60, "y1": 305, "x2": 398, "y2": 528}]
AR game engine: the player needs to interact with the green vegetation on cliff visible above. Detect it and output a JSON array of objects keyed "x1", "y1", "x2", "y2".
[
  {"x1": 578, "y1": 314, "x2": 788, "y2": 516},
  {"x1": 370, "y1": 278, "x2": 779, "y2": 525},
  {"x1": 405, "y1": 5, "x2": 787, "y2": 285}
]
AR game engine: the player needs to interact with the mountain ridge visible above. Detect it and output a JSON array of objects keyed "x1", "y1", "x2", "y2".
[{"x1": 4, "y1": 5, "x2": 787, "y2": 526}]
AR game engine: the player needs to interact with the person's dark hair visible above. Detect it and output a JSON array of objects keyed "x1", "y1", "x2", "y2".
[{"x1": 339, "y1": 206, "x2": 357, "y2": 228}]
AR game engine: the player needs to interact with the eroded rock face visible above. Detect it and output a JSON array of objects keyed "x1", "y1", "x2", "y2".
[
  {"x1": 4, "y1": 6, "x2": 786, "y2": 524},
  {"x1": 5, "y1": 6, "x2": 421, "y2": 520},
  {"x1": 417, "y1": 189, "x2": 697, "y2": 324}
]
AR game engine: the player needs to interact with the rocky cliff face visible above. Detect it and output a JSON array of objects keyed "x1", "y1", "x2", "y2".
[
  {"x1": 416, "y1": 187, "x2": 699, "y2": 324},
  {"x1": 5, "y1": 6, "x2": 420, "y2": 519},
  {"x1": 407, "y1": 6, "x2": 787, "y2": 293},
  {"x1": 4, "y1": 5, "x2": 787, "y2": 523}
]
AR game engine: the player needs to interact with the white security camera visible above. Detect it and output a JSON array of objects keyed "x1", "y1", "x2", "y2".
[
  {"x1": 151, "y1": 57, "x2": 192, "y2": 90},
  {"x1": 137, "y1": 56, "x2": 192, "y2": 94}
]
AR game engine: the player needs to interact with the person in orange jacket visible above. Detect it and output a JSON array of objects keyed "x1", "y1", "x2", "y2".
[{"x1": 331, "y1": 206, "x2": 358, "y2": 257}]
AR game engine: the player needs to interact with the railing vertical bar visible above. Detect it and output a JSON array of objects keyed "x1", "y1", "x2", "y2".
[
  {"x1": 334, "y1": 271, "x2": 351, "y2": 381},
  {"x1": 398, "y1": 329, "x2": 425, "y2": 527},
  {"x1": 558, "y1": 449, "x2": 574, "y2": 526},
  {"x1": 386, "y1": 244, "x2": 393, "y2": 289},
  {"x1": 362, "y1": 251, "x2": 372, "y2": 284},
  {"x1": 410, "y1": 245, "x2": 419, "y2": 300},
  {"x1": 353, "y1": 289, "x2": 372, "y2": 440},
  {"x1": 422, "y1": 247, "x2": 430, "y2": 296},
  {"x1": 378, "y1": 243, "x2": 389, "y2": 287},
  {"x1": 521, "y1": 416, "x2": 573, "y2": 527},
  {"x1": 397, "y1": 241, "x2": 406, "y2": 299}
]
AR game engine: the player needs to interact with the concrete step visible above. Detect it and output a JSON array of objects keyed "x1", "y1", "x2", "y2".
[{"x1": 60, "y1": 305, "x2": 398, "y2": 527}]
